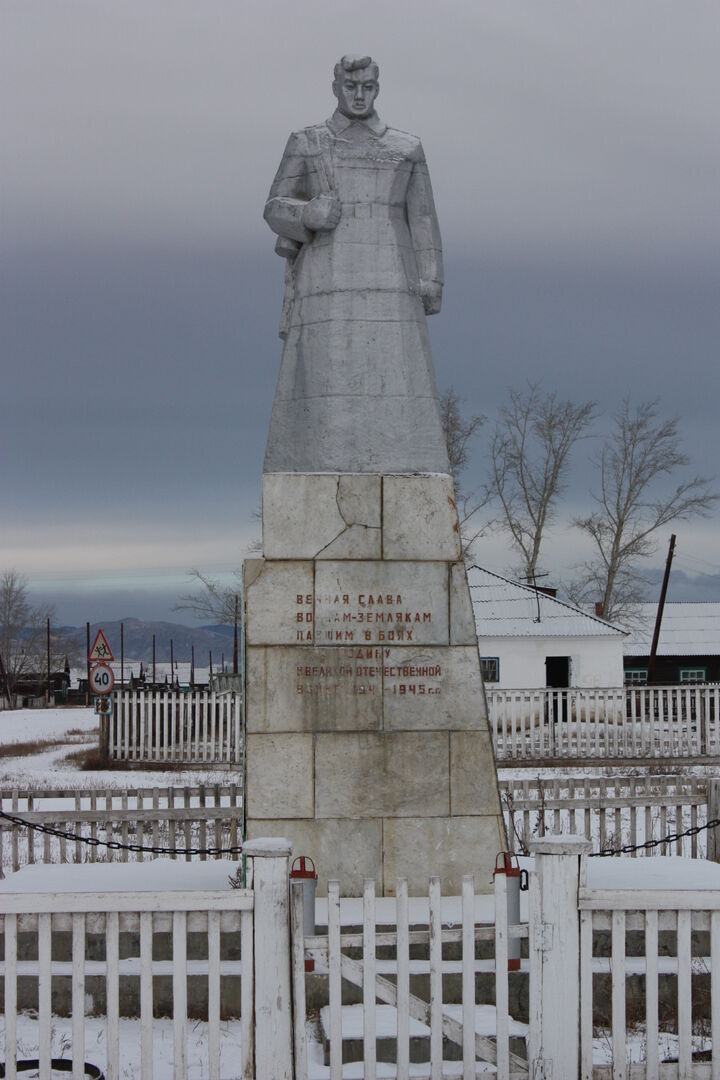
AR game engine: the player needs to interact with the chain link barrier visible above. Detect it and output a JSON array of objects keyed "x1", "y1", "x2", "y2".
[
  {"x1": 0, "y1": 810, "x2": 243, "y2": 857},
  {"x1": 2, "y1": 809, "x2": 719, "y2": 861},
  {"x1": 589, "y1": 815, "x2": 720, "y2": 858}
]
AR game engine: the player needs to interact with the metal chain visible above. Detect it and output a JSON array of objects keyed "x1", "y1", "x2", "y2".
[
  {"x1": 589, "y1": 816, "x2": 720, "y2": 858},
  {"x1": 0, "y1": 810, "x2": 243, "y2": 857},
  {"x1": 2, "y1": 809, "x2": 718, "y2": 862}
]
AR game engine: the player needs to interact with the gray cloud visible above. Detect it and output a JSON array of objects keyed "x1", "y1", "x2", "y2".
[{"x1": 2, "y1": 0, "x2": 719, "y2": 620}]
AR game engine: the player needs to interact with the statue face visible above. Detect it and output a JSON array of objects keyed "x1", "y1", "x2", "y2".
[{"x1": 333, "y1": 67, "x2": 379, "y2": 120}]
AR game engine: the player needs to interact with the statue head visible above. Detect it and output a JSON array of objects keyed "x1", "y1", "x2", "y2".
[{"x1": 332, "y1": 54, "x2": 379, "y2": 120}]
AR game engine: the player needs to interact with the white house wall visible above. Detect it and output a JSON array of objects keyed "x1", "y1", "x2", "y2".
[{"x1": 478, "y1": 635, "x2": 624, "y2": 689}]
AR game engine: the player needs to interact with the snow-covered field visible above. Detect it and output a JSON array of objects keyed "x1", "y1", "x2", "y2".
[{"x1": 0, "y1": 707, "x2": 231, "y2": 788}]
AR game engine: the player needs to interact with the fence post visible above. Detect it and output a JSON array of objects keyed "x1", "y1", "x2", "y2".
[
  {"x1": 244, "y1": 837, "x2": 294, "y2": 1080},
  {"x1": 528, "y1": 835, "x2": 592, "y2": 1078},
  {"x1": 707, "y1": 780, "x2": 720, "y2": 863}
]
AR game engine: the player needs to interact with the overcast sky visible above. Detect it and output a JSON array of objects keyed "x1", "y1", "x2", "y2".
[{"x1": 2, "y1": 1, "x2": 719, "y2": 624}]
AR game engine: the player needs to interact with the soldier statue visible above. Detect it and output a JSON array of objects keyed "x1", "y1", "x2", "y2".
[{"x1": 263, "y1": 54, "x2": 450, "y2": 475}]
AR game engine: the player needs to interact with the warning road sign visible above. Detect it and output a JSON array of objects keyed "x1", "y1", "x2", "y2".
[{"x1": 89, "y1": 628, "x2": 114, "y2": 662}]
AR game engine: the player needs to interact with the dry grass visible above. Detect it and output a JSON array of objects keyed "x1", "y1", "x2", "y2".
[
  {"x1": 63, "y1": 746, "x2": 124, "y2": 771},
  {"x1": 0, "y1": 738, "x2": 64, "y2": 759}
]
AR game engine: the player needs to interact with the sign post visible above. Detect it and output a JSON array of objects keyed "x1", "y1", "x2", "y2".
[{"x1": 88, "y1": 629, "x2": 115, "y2": 760}]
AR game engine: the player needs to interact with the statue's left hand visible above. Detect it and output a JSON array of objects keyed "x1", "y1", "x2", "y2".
[{"x1": 420, "y1": 281, "x2": 442, "y2": 315}]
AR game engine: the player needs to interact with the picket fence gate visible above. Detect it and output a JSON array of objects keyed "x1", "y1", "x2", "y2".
[
  {"x1": 291, "y1": 874, "x2": 530, "y2": 1079},
  {"x1": 107, "y1": 689, "x2": 242, "y2": 765},
  {"x1": 489, "y1": 684, "x2": 720, "y2": 762}
]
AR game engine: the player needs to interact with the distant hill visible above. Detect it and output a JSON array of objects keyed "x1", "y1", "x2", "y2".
[{"x1": 58, "y1": 619, "x2": 235, "y2": 663}]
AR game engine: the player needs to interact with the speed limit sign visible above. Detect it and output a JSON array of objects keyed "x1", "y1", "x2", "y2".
[{"x1": 89, "y1": 662, "x2": 115, "y2": 696}]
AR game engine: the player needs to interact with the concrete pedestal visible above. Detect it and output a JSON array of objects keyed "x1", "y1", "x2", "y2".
[{"x1": 244, "y1": 472, "x2": 506, "y2": 895}]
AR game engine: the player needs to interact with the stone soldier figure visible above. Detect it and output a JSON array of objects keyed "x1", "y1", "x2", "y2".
[{"x1": 263, "y1": 54, "x2": 450, "y2": 475}]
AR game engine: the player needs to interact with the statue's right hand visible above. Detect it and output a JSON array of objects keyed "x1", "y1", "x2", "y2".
[{"x1": 302, "y1": 195, "x2": 342, "y2": 232}]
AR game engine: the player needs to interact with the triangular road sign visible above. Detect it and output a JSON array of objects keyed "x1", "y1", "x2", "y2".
[{"x1": 89, "y1": 628, "x2": 114, "y2": 662}]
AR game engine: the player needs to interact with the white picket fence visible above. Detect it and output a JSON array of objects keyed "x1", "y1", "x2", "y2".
[
  {"x1": 3, "y1": 775, "x2": 715, "y2": 879},
  {"x1": 0, "y1": 783, "x2": 242, "y2": 873},
  {"x1": 499, "y1": 774, "x2": 715, "y2": 860},
  {"x1": 0, "y1": 883, "x2": 254, "y2": 1080},
  {"x1": 579, "y1": 881, "x2": 720, "y2": 1078},
  {"x1": 488, "y1": 684, "x2": 720, "y2": 761},
  {"x1": 3, "y1": 837, "x2": 720, "y2": 1077},
  {"x1": 108, "y1": 689, "x2": 242, "y2": 765},
  {"x1": 107, "y1": 684, "x2": 720, "y2": 767}
]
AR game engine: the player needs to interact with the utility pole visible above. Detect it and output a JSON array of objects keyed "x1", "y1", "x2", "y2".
[
  {"x1": 647, "y1": 533, "x2": 676, "y2": 685},
  {"x1": 85, "y1": 623, "x2": 90, "y2": 706},
  {"x1": 233, "y1": 594, "x2": 239, "y2": 675},
  {"x1": 120, "y1": 621, "x2": 124, "y2": 688},
  {"x1": 46, "y1": 616, "x2": 51, "y2": 705},
  {"x1": 152, "y1": 633, "x2": 156, "y2": 686}
]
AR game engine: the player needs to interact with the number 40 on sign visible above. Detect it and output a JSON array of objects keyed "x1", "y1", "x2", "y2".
[{"x1": 89, "y1": 662, "x2": 114, "y2": 696}]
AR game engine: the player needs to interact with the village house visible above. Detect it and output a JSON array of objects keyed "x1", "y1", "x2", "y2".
[
  {"x1": 468, "y1": 565, "x2": 627, "y2": 689},
  {"x1": 622, "y1": 601, "x2": 720, "y2": 684}
]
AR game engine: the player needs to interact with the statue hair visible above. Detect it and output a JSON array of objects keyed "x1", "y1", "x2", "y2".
[{"x1": 333, "y1": 54, "x2": 379, "y2": 81}]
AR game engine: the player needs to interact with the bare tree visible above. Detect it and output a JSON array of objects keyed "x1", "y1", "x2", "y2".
[
  {"x1": 439, "y1": 386, "x2": 489, "y2": 554},
  {"x1": 489, "y1": 384, "x2": 596, "y2": 577},
  {"x1": 0, "y1": 569, "x2": 55, "y2": 708},
  {"x1": 572, "y1": 399, "x2": 718, "y2": 622},
  {"x1": 174, "y1": 568, "x2": 242, "y2": 625},
  {"x1": 174, "y1": 569, "x2": 244, "y2": 674}
]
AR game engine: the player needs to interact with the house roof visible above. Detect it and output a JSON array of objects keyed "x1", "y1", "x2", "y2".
[
  {"x1": 468, "y1": 565, "x2": 627, "y2": 639},
  {"x1": 623, "y1": 603, "x2": 720, "y2": 656}
]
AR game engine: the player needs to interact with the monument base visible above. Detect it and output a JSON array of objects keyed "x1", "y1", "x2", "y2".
[{"x1": 243, "y1": 473, "x2": 506, "y2": 895}]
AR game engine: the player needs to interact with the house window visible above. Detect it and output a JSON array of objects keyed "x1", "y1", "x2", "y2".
[
  {"x1": 481, "y1": 657, "x2": 499, "y2": 683},
  {"x1": 679, "y1": 667, "x2": 706, "y2": 684},
  {"x1": 625, "y1": 669, "x2": 648, "y2": 686}
]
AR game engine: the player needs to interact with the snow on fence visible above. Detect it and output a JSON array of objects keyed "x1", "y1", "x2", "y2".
[
  {"x1": 107, "y1": 689, "x2": 242, "y2": 765},
  {"x1": 500, "y1": 774, "x2": 715, "y2": 860},
  {"x1": 0, "y1": 783, "x2": 242, "y2": 874},
  {"x1": 488, "y1": 684, "x2": 720, "y2": 761}
]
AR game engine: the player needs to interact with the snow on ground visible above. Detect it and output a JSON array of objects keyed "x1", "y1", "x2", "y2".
[
  {"x1": 0, "y1": 707, "x2": 232, "y2": 789},
  {"x1": 0, "y1": 706, "x2": 97, "y2": 744},
  {"x1": 0, "y1": 1013, "x2": 245, "y2": 1080},
  {"x1": 0, "y1": 1013, "x2": 710, "y2": 1078},
  {"x1": 587, "y1": 852, "x2": 720, "y2": 889},
  {"x1": 499, "y1": 761, "x2": 720, "y2": 780},
  {"x1": 319, "y1": 1003, "x2": 528, "y2": 1041}
]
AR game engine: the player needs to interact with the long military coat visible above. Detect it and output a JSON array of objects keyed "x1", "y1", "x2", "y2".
[{"x1": 263, "y1": 109, "x2": 450, "y2": 475}]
